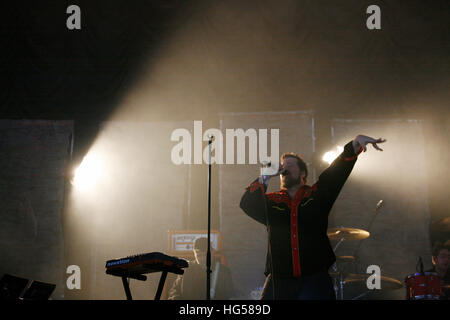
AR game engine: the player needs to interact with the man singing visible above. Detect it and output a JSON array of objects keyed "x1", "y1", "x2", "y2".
[{"x1": 239, "y1": 135, "x2": 386, "y2": 300}]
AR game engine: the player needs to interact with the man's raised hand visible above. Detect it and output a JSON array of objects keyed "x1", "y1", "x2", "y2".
[{"x1": 353, "y1": 135, "x2": 387, "y2": 153}]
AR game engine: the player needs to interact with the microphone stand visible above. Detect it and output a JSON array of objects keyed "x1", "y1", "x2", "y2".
[
  {"x1": 263, "y1": 194, "x2": 276, "y2": 300},
  {"x1": 206, "y1": 136, "x2": 213, "y2": 300},
  {"x1": 352, "y1": 200, "x2": 384, "y2": 262},
  {"x1": 261, "y1": 162, "x2": 276, "y2": 300},
  {"x1": 338, "y1": 200, "x2": 383, "y2": 300}
]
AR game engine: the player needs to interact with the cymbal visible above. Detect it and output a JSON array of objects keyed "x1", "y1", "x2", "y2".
[
  {"x1": 336, "y1": 255, "x2": 356, "y2": 263},
  {"x1": 327, "y1": 227, "x2": 370, "y2": 241},
  {"x1": 329, "y1": 272, "x2": 403, "y2": 290}
]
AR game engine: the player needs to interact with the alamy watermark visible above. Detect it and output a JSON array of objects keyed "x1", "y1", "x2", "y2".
[
  {"x1": 65, "y1": 5, "x2": 380, "y2": 31},
  {"x1": 66, "y1": 265, "x2": 81, "y2": 290},
  {"x1": 366, "y1": 265, "x2": 382, "y2": 289},
  {"x1": 170, "y1": 121, "x2": 280, "y2": 175}
]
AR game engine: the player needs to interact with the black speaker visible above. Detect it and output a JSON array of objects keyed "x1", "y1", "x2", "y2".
[
  {"x1": 21, "y1": 280, "x2": 56, "y2": 300},
  {"x1": 0, "y1": 274, "x2": 30, "y2": 300}
]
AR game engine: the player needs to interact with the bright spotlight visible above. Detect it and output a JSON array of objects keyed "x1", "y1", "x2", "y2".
[
  {"x1": 322, "y1": 146, "x2": 344, "y2": 165},
  {"x1": 73, "y1": 153, "x2": 103, "y2": 191}
]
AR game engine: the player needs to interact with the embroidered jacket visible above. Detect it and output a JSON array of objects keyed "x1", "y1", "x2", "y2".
[{"x1": 240, "y1": 141, "x2": 362, "y2": 277}]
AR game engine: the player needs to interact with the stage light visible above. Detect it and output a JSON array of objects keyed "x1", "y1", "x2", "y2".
[
  {"x1": 73, "y1": 153, "x2": 103, "y2": 191},
  {"x1": 322, "y1": 146, "x2": 344, "y2": 165}
]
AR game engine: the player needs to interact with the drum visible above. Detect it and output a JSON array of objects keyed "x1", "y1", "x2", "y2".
[
  {"x1": 405, "y1": 273, "x2": 427, "y2": 300},
  {"x1": 425, "y1": 272, "x2": 442, "y2": 299},
  {"x1": 405, "y1": 272, "x2": 442, "y2": 300}
]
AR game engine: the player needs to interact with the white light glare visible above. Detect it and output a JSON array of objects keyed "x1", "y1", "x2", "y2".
[
  {"x1": 73, "y1": 153, "x2": 103, "y2": 191},
  {"x1": 322, "y1": 146, "x2": 344, "y2": 165}
]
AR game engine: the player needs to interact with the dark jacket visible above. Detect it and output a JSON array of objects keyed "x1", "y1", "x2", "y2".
[{"x1": 240, "y1": 141, "x2": 361, "y2": 277}]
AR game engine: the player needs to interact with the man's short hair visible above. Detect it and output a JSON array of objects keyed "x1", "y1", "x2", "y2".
[
  {"x1": 280, "y1": 152, "x2": 308, "y2": 182},
  {"x1": 193, "y1": 237, "x2": 209, "y2": 253},
  {"x1": 432, "y1": 241, "x2": 450, "y2": 257}
]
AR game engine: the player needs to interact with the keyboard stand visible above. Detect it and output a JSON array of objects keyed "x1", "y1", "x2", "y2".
[
  {"x1": 107, "y1": 265, "x2": 184, "y2": 300},
  {"x1": 154, "y1": 271, "x2": 168, "y2": 300},
  {"x1": 121, "y1": 277, "x2": 133, "y2": 300}
]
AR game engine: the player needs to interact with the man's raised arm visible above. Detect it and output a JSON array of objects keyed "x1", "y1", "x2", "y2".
[{"x1": 313, "y1": 135, "x2": 386, "y2": 211}]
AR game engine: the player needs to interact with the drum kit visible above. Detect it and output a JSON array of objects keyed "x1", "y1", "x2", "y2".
[
  {"x1": 405, "y1": 217, "x2": 450, "y2": 300},
  {"x1": 328, "y1": 226, "x2": 448, "y2": 300},
  {"x1": 328, "y1": 226, "x2": 403, "y2": 300}
]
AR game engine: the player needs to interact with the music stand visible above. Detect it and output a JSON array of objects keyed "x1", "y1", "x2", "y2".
[{"x1": 0, "y1": 274, "x2": 29, "y2": 300}]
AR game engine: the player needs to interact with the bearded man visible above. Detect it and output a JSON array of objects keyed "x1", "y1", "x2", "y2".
[{"x1": 240, "y1": 135, "x2": 386, "y2": 300}]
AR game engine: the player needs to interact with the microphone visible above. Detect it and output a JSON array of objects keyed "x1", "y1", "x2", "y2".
[
  {"x1": 417, "y1": 257, "x2": 424, "y2": 274},
  {"x1": 260, "y1": 161, "x2": 288, "y2": 176},
  {"x1": 261, "y1": 161, "x2": 271, "y2": 168},
  {"x1": 260, "y1": 161, "x2": 279, "y2": 177},
  {"x1": 376, "y1": 200, "x2": 384, "y2": 211}
]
